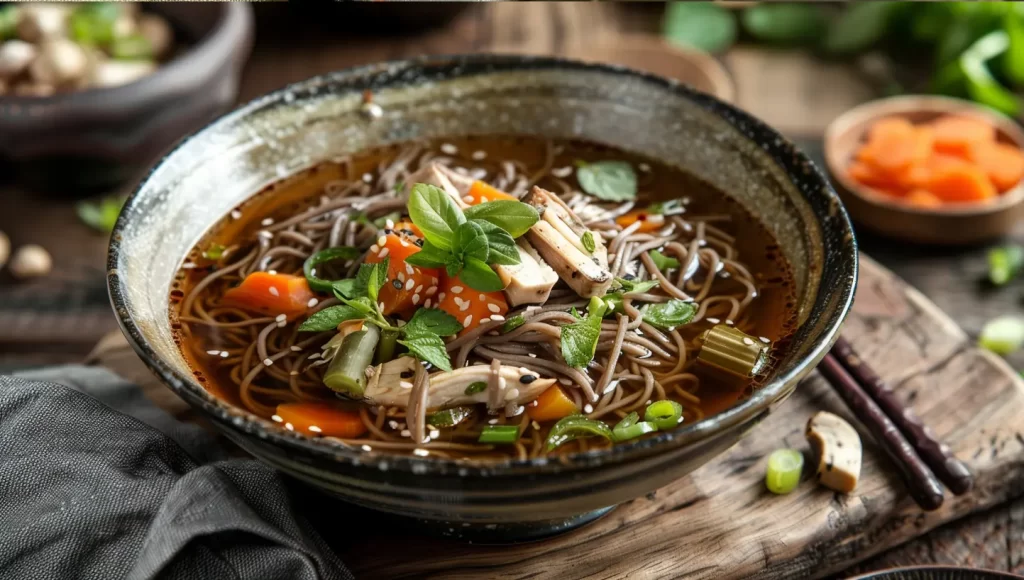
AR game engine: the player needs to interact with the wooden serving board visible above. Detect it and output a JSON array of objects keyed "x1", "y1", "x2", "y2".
[{"x1": 91, "y1": 255, "x2": 1024, "y2": 579}]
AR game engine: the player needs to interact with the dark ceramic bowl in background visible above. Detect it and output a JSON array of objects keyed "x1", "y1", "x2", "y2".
[
  {"x1": 0, "y1": 4, "x2": 254, "y2": 193},
  {"x1": 847, "y1": 566, "x2": 1024, "y2": 580},
  {"x1": 108, "y1": 55, "x2": 858, "y2": 542}
]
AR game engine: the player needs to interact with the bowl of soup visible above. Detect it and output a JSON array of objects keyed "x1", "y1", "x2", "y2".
[{"x1": 108, "y1": 55, "x2": 857, "y2": 541}]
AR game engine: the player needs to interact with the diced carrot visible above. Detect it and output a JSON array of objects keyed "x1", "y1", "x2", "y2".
[
  {"x1": 860, "y1": 124, "x2": 933, "y2": 175},
  {"x1": 221, "y1": 272, "x2": 314, "y2": 317},
  {"x1": 925, "y1": 163, "x2": 997, "y2": 202},
  {"x1": 365, "y1": 226, "x2": 440, "y2": 317},
  {"x1": 615, "y1": 209, "x2": 666, "y2": 233},
  {"x1": 905, "y1": 189, "x2": 943, "y2": 209},
  {"x1": 527, "y1": 386, "x2": 579, "y2": 422},
  {"x1": 275, "y1": 402, "x2": 367, "y2": 438},
  {"x1": 967, "y1": 140, "x2": 1024, "y2": 192},
  {"x1": 436, "y1": 274, "x2": 509, "y2": 335},
  {"x1": 464, "y1": 181, "x2": 518, "y2": 205},
  {"x1": 928, "y1": 116, "x2": 996, "y2": 157}
]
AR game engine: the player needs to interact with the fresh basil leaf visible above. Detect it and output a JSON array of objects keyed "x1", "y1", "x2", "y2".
[
  {"x1": 741, "y1": 3, "x2": 825, "y2": 45},
  {"x1": 474, "y1": 220, "x2": 520, "y2": 266},
  {"x1": 76, "y1": 195, "x2": 125, "y2": 233},
  {"x1": 455, "y1": 221, "x2": 490, "y2": 262},
  {"x1": 648, "y1": 249, "x2": 681, "y2": 271},
  {"x1": 298, "y1": 305, "x2": 365, "y2": 332},
  {"x1": 1004, "y1": 13, "x2": 1024, "y2": 86},
  {"x1": 398, "y1": 332, "x2": 453, "y2": 371},
  {"x1": 459, "y1": 257, "x2": 505, "y2": 292},
  {"x1": 408, "y1": 183, "x2": 465, "y2": 250},
  {"x1": 581, "y1": 231, "x2": 596, "y2": 254},
  {"x1": 332, "y1": 279, "x2": 358, "y2": 300},
  {"x1": 616, "y1": 277, "x2": 661, "y2": 294},
  {"x1": 337, "y1": 295, "x2": 376, "y2": 317},
  {"x1": 304, "y1": 246, "x2": 361, "y2": 292},
  {"x1": 404, "y1": 308, "x2": 464, "y2": 337},
  {"x1": 364, "y1": 258, "x2": 389, "y2": 304},
  {"x1": 560, "y1": 297, "x2": 609, "y2": 368},
  {"x1": 643, "y1": 300, "x2": 697, "y2": 330},
  {"x1": 464, "y1": 381, "x2": 487, "y2": 395},
  {"x1": 502, "y1": 315, "x2": 526, "y2": 333},
  {"x1": 821, "y1": 2, "x2": 898, "y2": 56},
  {"x1": 576, "y1": 161, "x2": 637, "y2": 202},
  {"x1": 662, "y1": 1, "x2": 737, "y2": 54},
  {"x1": 604, "y1": 293, "x2": 624, "y2": 315},
  {"x1": 463, "y1": 201, "x2": 539, "y2": 239},
  {"x1": 404, "y1": 240, "x2": 452, "y2": 269},
  {"x1": 445, "y1": 257, "x2": 463, "y2": 278}
]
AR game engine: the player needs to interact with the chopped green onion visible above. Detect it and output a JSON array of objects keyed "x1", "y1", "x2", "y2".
[
  {"x1": 303, "y1": 247, "x2": 361, "y2": 292},
  {"x1": 545, "y1": 414, "x2": 613, "y2": 451},
  {"x1": 648, "y1": 249, "x2": 681, "y2": 271},
  {"x1": 322, "y1": 325, "x2": 380, "y2": 396},
  {"x1": 428, "y1": 406, "x2": 472, "y2": 428},
  {"x1": 612, "y1": 412, "x2": 658, "y2": 442},
  {"x1": 765, "y1": 448, "x2": 804, "y2": 495},
  {"x1": 698, "y1": 325, "x2": 769, "y2": 377},
  {"x1": 375, "y1": 328, "x2": 399, "y2": 364},
  {"x1": 464, "y1": 381, "x2": 487, "y2": 395},
  {"x1": 988, "y1": 245, "x2": 1024, "y2": 286},
  {"x1": 603, "y1": 294, "x2": 624, "y2": 315},
  {"x1": 502, "y1": 315, "x2": 526, "y2": 333},
  {"x1": 644, "y1": 400, "x2": 683, "y2": 430},
  {"x1": 979, "y1": 315, "x2": 1024, "y2": 355},
  {"x1": 202, "y1": 243, "x2": 226, "y2": 260},
  {"x1": 581, "y1": 230, "x2": 596, "y2": 254},
  {"x1": 478, "y1": 425, "x2": 520, "y2": 444}
]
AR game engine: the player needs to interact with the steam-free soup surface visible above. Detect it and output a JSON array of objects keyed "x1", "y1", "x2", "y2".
[{"x1": 171, "y1": 136, "x2": 798, "y2": 462}]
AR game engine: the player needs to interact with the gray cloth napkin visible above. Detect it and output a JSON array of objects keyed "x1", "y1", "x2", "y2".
[{"x1": 0, "y1": 365, "x2": 353, "y2": 580}]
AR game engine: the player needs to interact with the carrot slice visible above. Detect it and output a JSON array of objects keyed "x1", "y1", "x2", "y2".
[
  {"x1": 929, "y1": 116, "x2": 996, "y2": 157},
  {"x1": 365, "y1": 226, "x2": 440, "y2": 317},
  {"x1": 615, "y1": 209, "x2": 666, "y2": 233},
  {"x1": 905, "y1": 189, "x2": 944, "y2": 209},
  {"x1": 901, "y1": 153, "x2": 967, "y2": 190},
  {"x1": 866, "y1": 117, "x2": 916, "y2": 143},
  {"x1": 848, "y1": 161, "x2": 906, "y2": 194},
  {"x1": 464, "y1": 181, "x2": 518, "y2": 205},
  {"x1": 925, "y1": 163, "x2": 997, "y2": 202},
  {"x1": 436, "y1": 274, "x2": 509, "y2": 335},
  {"x1": 275, "y1": 402, "x2": 367, "y2": 438},
  {"x1": 860, "y1": 124, "x2": 933, "y2": 175},
  {"x1": 527, "y1": 386, "x2": 579, "y2": 422},
  {"x1": 967, "y1": 141, "x2": 1024, "y2": 192},
  {"x1": 221, "y1": 272, "x2": 314, "y2": 317}
]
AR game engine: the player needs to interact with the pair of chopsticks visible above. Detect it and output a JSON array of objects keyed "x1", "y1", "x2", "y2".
[{"x1": 818, "y1": 336, "x2": 973, "y2": 511}]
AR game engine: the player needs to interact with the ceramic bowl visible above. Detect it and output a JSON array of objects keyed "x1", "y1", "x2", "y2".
[
  {"x1": 847, "y1": 566, "x2": 1024, "y2": 580},
  {"x1": 108, "y1": 54, "x2": 858, "y2": 542},
  {"x1": 0, "y1": 4, "x2": 254, "y2": 192},
  {"x1": 825, "y1": 95, "x2": 1024, "y2": 245}
]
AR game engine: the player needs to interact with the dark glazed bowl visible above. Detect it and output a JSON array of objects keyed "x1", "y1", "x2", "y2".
[
  {"x1": 847, "y1": 566, "x2": 1024, "y2": 580},
  {"x1": 0, "y1": 4, "x2": 254, "y2": 193},
  {"x1": 108, "y1": 55, "x2": 858, "y2": 542}
]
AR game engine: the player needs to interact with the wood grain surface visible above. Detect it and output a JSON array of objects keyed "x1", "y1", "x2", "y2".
[{"x1": 5, "y1": 3, "x2": 1024, "y2": 575}]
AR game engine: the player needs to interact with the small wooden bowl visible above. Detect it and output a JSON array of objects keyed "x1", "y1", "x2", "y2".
[{"x1": 824, "y1": 95, "x2": 1024, "y2": 245}]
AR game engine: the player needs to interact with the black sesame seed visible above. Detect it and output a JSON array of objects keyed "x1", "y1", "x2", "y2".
[
  {"x1": 383, "y1": 229, "x2": 393, "y2": 235},
  {"x1": 623, "y1": 273, "x2": 636, "y2": 280},
  {"x1": 415, "y1": 239, "x2": 425, "y2": 247},
  {"x1": 400, "y1": 371, "x2": 414, "y2": 378},
  {"x1": 392, "y1": 279, "x2": 403, "y2": 289},
  {"x1": 519, "y1": 375, "x2": 537, "y2": 384}
]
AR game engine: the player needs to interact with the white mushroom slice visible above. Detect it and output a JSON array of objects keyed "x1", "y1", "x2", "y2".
[
  {"x1": 495, "y1": 239, "x2": 559, "y2": 306},
  {"x1": 138, "y1": 14, "x2": 173, "y2": 59},
  {"x1": 0, "y1": 40, "x2": 38, "y2": 79},
  {"x1": 364, "y1": 358, "x2": 554, "y2": 409},
  {"x1": 806, "y1": 411, "x2": 862, "y2": 493},
  {"x1": 30, "y1": 39, "x2": 89, "y2": 87},
  {"x1": 522, "y1": 186, "x2": 613, "y2": 298},
  {"x1": 17, "y1": 5, "x2": 67, "y2": 43},
  {"x1": 404, "y1": 162, "x2": 474, "y2": 208},
  {"x1": 90, "y1": 60, "x2": 156, "y2": 88}
]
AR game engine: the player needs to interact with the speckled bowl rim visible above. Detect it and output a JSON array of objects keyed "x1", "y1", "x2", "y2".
[
  {"x1": 108, "y1": 54, "x2": 858, "y2": 478},
  {"x1": 846, "y1": 565, "x2": 1024, "y2": 580}
]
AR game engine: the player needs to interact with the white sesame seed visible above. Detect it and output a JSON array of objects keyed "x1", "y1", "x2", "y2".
[
  {"x1": 531, "y1": 421, "x2": 541, "y2": 430},
  {"x1": 487, "y1": 303, "x2": 501, "y2": 313},
  {"x1": 451, "y1": 286, "x2": 463, "y2": 294},
  {"x1": 440, "y1": 143, "x2": 457, "y2": 155},
  {"x1": 400, "y1": 429, "x2": 411, "y2": 437},
  {"x1": 362, "y1": 173, "x2": 373, "y2": 183},
  {"x1": 267, "y1": 270, "x2": 277, "y2": 276},
  {"x1": 231, "y1": 209, "x2": 242, "y2": 220},
  {"x1": 261, "y1": 217, "x2": 274, "y2": 226},
  {"x1": 429, "y1": 429, "x2": 440, "y2": 439},
  {"x1": 361, "y1": 444, "x2": 373, "y2": 452},
  {"x1": 309, "y1": 425, "x2": 322, "y2": 433},
  {"x1": 509, "y1": 405, "x2": 525, "y2": 417},
  {"x1": 639, "y1": 163, "x2": 651, "y2": 172},
  {"x1": 405, "y1": 264, "x2": 414, "y2": 275},
  {"x1": 426, "y1": 286, "x2": 437, "y2": 296},
  {"x1": 378, "y1": 247, "x2": 390, "y2": 258},
  {"x1": 267, "y1": 286, "x2": 280, "y2": 297},
  {"x1": 413, "y1": 448, "x2": 430, "y2": 457},
  {"x1": 284, "y1": 422, "x2": 294, "y2": 431},
  {"x1": 458, "y1": 299, "x2": 470, "y2": 312},
  {"x1": 463, "y1": 195, "x2": 474, "y2": 203},
  {"x1": 760, "y1": 336, "x2": 771, "y2": 344},
  {"x1": 181, "y1": 262, "x2": 196, "y2": 269},
  {"x1": 276, "y1": 314, "x2": 287, "y2": 323},
  {"x1": 645, "y1": 400, "x2": 652, "y2": 405},
  {"x1": 551, "y1": 166, "x2": 572, "y2": 178},
  {"x1": 726, "y1": 319, "x2": 734, "y2": 326},
  {"x1": 388, "y1": 420, "x2": 399, "y2": 429},
  {"x1": 307, "y1": 298, "x2": 319, "y2": 308},
  {"x1": 488, "y1": 418, "x2": 499, "y2": 425},
  {"x1": 220, "y1": 351, "x2": 229, "y2": 358},
  {"x1": 399, "y1": 240, "x2": 409, "y2": 247},
  {"x1": 478, "y1": 294, "x2": 486, "y2": 301},
  {"x1": 438, "y1": 292, "x2": 446, "y2": 301},
  {"x1": 206, "y1": 349, "x2": 221, "y2": 356},
  {"x1": 308, "y1": 353, "x2": 321, "y2": 360},
  {"x1": 527, "y1": 353, "x2": 536, "y2": 358},
  {"x1": 706, "y1": 317, "x2": 720, "y2": 324},
  {"x1": 463, "y1": 315, "x2": 473, "y2": 327},
  {"x1": 289, "y1": 370, "x2": 299, "y2": 376},
  {"x1": 472, "y1": 150, "x2": 487, "y2": 160},
  {"x1": 414, "y1": 284, "x2": 423, "y2": 293},
  {"x1": 743, "y1": 337, "x2": 754, "y2": 346},
  {"x1": 405, "y1": 278, "x2": 415, "y2": 291},
  {"x1": 397, "y1": 272, "x2": 405, "y2": 283},
  {"x1": 505, "y1": 388, "x2": 520, "y2": 401},
  {"x1": 369, "y1": 244, "x2": 380, "y2": 254},
  {"x1": 399, "y1": 381, "x2": 415, "y2": 390},
  {"x1": 258, "y1": 230, "x2": 273, "y2": 240},
  {"x1": 290, "y1": 345, "x2": 303, "y2": 352},
  {"x1": 412, "y1": 294, "x2": 421, "y2": 305},
  {"x1": 378, "y1": 302, "x2": 385, "y2": 312},
  {"x1": 263, "y1": 358, "x2": 274, "y2": 366},
  {"x1": 271, "y1": 414, "x2": 283, "y2": 422},
  {"x1": 584, "y1": 404, "x2": 594, "y2": 413},
  {"x1": 526, "y1": 305, "x2": 540, "y2": 311},
  {"x1": 424, "y1": 299, "x2": 432, "y2": 308},
  {"x1": 490, "y1": 315, "x2": 505, "y2": 322},
  {"x1": 558, "y1": 378, "x2": 572, "y2": 385},
  {"x1": 377, "y1": 236, "x2": 388, "y2": 247}
]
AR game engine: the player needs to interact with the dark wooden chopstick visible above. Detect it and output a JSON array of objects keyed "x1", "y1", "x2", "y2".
[
  {"x1": 818, "y1": 353, "x2": 945, "y2": 511},
  {"x1": 831, "y1": 337, "x2": 973, "y2": 495}
]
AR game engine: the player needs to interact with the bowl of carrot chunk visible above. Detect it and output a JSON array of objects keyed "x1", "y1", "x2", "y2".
[{"x1": 825, "y1": 95, "x2": 1024, "y2": 245}]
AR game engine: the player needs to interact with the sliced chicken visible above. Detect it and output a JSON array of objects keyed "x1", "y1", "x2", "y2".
[
  {"x1": 364, "y1": 358, "x2": 555, "y2": 410},
  {"x1": 405, "y1": 162, "x2": 474, "y2": 208},
  {"x1": 522, "y1": 186, "x2": 614, "y2": 298},
  {"x1": 495, "y1": 239, "x2": 559, "y2": 306}
]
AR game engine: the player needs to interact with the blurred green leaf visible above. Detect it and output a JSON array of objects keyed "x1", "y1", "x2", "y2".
[
  {"x1": 663, "y1": 2, "x2": 737, "y2": 54},
  {"x1": 76, "y1": 195, "x2": 126, "y2": 234},
  {"x1": 0, "y1": 6, "x2": 17, "y2": 41},
  {"x1": 821, "y1": 2, "x2": 899, "y2": 56},
  {"x1": 1003, "y1": 13, "x2": 1024, "y2": 86},
  {"x1": 741, "y1": 4, "x2": 825, "y2": 45},
  {"x1": 909, "y1": 3, "x2": 956, "y2": 43},
  {"x1": 960, "y1": 31, "x2": 1020, "y2": 116}
]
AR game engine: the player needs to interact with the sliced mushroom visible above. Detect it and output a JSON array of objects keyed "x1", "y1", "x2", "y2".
[
  {"x1": 522, "y1": 186, "x2": 613, "y2": 298},
  {"x1": 405, "y1": 162, "x2": 474, "y2": 208},
  {"x1": 30, "y1": 38, "x2": 89, "y2": 88},
  {"x1": 138, "y1": 14, "x2": 173, "y2": 59},
  {"x1": 0, "y1": 40, "x2": 38, "y2": 79},
  {"x1": 0, "y1": 231, "x2": 9, "y2": 270},
  {"x1": 495, "y1": 239, "x2": 559, "y2": 306},
  {"x1": 16, "y1": 5, "x2": 67, "y2": 44},
  {"x1": 806, "y1": 411, "x2": 862, "y2": 493},
  {"x1": 364, "y1": 358, "x2": 555, "y2": 410},
  {"x1": 9, "y1": 244, "x2": 52, "y2": 279},
  {"x1": 90, "y1": 60, "x2": 156, "y2": 88}
]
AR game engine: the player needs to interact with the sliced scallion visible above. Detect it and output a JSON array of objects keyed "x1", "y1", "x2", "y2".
[
  {"x1": 322, "y1": 324, "x2": 380, "y2": 396},
  {"x1": 643, "y1": 400, "x2": 683, "y2": 430},
  {"x1": 979, "y1": 315, "x2": 1024, "y2": 355},
  {"x1": 303, "y1": 247, "x2": 361, "y2": 292},
  {"x1": 376, "y1": 328, "x2": 399, "y2": 365},
  {"x1": 697, "y1": 324, "x2": 769, "y2": 377},
  {"x1": 478, "y1": 425, "x2": 520, "y2": 444},
  {"x1": 427, "y1": 406, "x2": 473, "y2": 428},
  {"x1": 612, "y1": 412, "x2": 658, "y2": 442},
  {"x1": 765, "y1": 448, "x2": 804, "y2": 495},
  {"x1": 545, "y1": 414, "x2": 613, "y2": 451},
  {"x1": 988, "y1": 245, "x2": 1024, "y2": 286}
]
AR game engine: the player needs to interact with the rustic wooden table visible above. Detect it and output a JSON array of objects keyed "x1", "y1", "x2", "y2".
[{"x1": 1, "y1": 3, "x2": 1021, "y2": 577}]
